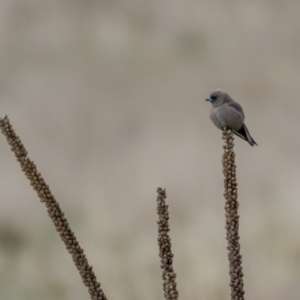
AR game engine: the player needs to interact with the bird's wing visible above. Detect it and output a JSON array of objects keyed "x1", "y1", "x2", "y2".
[
  {"x1": 228, "y1": 102, "x2": 245, "y2": 118},
  {"x1": 233, "y1": 130, "x2": 248, "y2": 142},
  {"x1": 233, "y1": 124, "x2": 258, "y2": 146}
]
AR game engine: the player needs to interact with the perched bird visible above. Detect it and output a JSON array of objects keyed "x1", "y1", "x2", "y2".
[{"x1": 206, "y1": 90, "x2": 257, "y2": 146}]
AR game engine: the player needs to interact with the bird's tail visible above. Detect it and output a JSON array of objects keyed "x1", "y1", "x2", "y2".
[{"x1": 233, "y1": 124, "x2": 257, "y2": 146}]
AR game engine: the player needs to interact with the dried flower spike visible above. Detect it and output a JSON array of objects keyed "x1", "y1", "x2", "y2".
[
  {"x1": 156, "y1": 187, "x2": 179, "y2": 300},
  {"x1": 222, "y1": 127, "x2": 245, "y2": 300},
  {"x1": 0, "y1": 116, "x2": 108, "y2": 300}
]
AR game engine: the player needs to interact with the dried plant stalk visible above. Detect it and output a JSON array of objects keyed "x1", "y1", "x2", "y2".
[
  {"x1": 222, "y1": 128, "x2": 245, "y2": 300},
  {"x1": 0, "y1": 116, "x2": 108, "y2": 300},
  {"x1": 156, "y1": 187, "x2": 179, "y2": 300}
]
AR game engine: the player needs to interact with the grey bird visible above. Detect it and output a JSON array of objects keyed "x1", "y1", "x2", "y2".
[{"x1": 206, "y1": 90, "x2": 257, "y2": 146}]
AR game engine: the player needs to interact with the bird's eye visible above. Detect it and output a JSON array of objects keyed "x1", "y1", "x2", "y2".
[{"x1": 211, "y1": 96, "x2": 216, "y2": 101}]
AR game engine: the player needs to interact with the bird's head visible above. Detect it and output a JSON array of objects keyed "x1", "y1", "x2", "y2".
[{"x1": 206, "y1": 90, "x2": 230, "y2": 106}]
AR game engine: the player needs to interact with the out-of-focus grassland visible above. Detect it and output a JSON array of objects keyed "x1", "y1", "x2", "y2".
[{"x1": 1, "y1": 1, "x2": 300, "y2": 299}]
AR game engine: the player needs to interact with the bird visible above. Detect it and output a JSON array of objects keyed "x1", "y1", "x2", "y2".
[{"x1": 206, "y1": 90, "x2": 257, "y2": 146}]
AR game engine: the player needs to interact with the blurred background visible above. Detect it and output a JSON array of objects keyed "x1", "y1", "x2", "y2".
[{"x1": 1, "y1": 1, "x2": 300, "y2": 299}]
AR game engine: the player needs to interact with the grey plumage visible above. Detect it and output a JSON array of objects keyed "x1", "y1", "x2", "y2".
[{"x1": 206, "y1": 90, "x2": 257, "y2": 146}]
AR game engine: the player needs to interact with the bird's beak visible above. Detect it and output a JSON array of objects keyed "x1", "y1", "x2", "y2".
[{"x1": 206, "y1": 97, "x2": 212, "y2": 102}]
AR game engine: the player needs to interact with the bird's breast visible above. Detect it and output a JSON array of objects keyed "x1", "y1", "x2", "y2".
[{"x1": 213, "y1": 106, "x2": 244, "y2": 130}]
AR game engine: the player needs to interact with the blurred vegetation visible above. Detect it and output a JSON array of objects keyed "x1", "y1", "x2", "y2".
[{"x1": 1, "y1": 1, "x2": 300, "y2": 300}]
